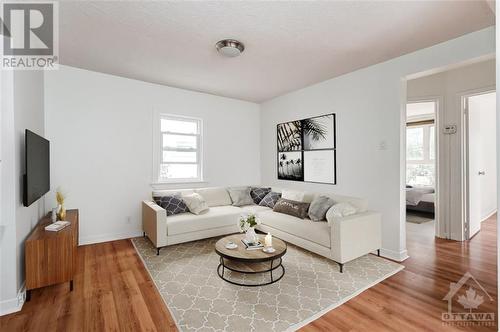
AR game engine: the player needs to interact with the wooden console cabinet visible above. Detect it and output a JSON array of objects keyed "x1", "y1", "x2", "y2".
[{"x1": 25, "y1": 209, "x2": 79, "y2": 300}]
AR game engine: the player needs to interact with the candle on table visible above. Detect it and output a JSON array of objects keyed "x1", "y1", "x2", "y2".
[{"x1": 265, "y1": 233, "x2": 272, "y2": 247}]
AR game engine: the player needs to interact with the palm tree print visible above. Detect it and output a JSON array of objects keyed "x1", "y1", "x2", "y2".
[
  {"x1": 277, "y1": 118, "x2": 328, "y2": 152},
  {"x1": 278, "y1": 152, "x2": 303, "y2": 180},
  {"x1": 277, "y1": 121, "x2": 302, "y2": 151},
  {"x1": 277, "y1": 114, "x2": 334, "y2": 182}
]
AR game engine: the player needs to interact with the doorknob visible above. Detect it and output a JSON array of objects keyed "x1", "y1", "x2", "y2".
[{"x1": 478, "y1": 171, "x2": 485, "y2": 175}]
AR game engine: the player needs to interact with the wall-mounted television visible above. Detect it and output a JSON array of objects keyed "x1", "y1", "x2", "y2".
[{"x1": 23, "y1": 129, "x2": 50, "y2": 207}]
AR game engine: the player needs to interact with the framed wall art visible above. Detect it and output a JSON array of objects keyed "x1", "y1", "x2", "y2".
[{"x1": 276, "y1": 113, "x2": 336, "y2": 184}]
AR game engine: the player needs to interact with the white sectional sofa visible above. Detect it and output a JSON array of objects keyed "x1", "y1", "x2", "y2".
[{"x1": 142, "y1": 186, "x2": 382, "y2": 272}]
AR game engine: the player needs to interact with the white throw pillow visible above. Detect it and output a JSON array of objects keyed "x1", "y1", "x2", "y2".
[
  {"x1": 182, "y1": 193, "x2": 209, "y2": 215},
  {"x1": 281, "y1": 190, "x2": 305, "y2": 202},
  {"x1": 326, "y1": 202, "x2": 357, "y2": 224}
]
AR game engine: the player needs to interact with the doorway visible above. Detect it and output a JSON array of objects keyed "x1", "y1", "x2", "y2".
[
  {"x1": 464, "y1": 91, "x2": 497, "y2": 239},
  {"x1": 405, "y1": 101, "x2": 438, "y2": 238}
]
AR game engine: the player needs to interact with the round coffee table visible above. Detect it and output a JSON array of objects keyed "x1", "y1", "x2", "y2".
[{"x1": 215, "y1": 234, "x2": 287, "y2": 287}]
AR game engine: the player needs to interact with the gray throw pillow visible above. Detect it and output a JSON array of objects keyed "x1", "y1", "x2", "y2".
[
  {"x1": 227, "y1": 187, "x2": 254, "y2": 206},
  {"x1": 259, "y1": 191, "x2": 282, "y2": 208},
  {"x1": 308, "y1": 195, "x2": 335, "y2": 221},
  {"x1": 153, "y1": 195, "x2": 188, "y2": 216},
  {"x1": 250, "y1": 187, "x2": 271, "y2": 204},
  {"x1": 273, "y1": 198, "x2": 310, "y2": 219}
]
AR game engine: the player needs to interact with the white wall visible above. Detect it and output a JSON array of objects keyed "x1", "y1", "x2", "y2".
[
  {"x1": 13, "y1": 71, "x2": 46, "y2": 290},
  {"x1": 469, "y1": 92, "x2": 497, "y2": 220},
  {"x1": 44, "y1": 66, "x2": 260, "y2": 244},
  {"x1": 0, "y1": 66, "x2": 18, "y2": 315},
  {"x1": 260, "y1": 27, "x2": 495, "y2": 261},
  {"x1": 0, "y1": 69, "x2": 45, "y2": 315},
  {"x1": 407, "y1": 60, "x2": 495, "y2": 239}
]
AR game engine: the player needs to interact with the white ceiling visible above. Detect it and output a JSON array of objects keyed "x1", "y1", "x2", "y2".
[{"x1": 59, "y1": 1, "x2": 494, "y2": 103}]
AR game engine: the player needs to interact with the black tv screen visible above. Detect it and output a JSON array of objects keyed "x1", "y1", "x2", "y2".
[{"x1": 23, "y1": 130, "x2": 50, "y2": 207}]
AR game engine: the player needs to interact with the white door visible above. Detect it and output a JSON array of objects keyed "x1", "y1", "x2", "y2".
[
  {"x1": 466, "y1": 92, "x2": 497, "y2": 238},
  {"x1": 467, "y1": 97, "x2": 482, "y2": 238}
]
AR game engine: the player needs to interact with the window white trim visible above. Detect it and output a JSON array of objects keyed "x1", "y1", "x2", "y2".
[
  {"x1": 406, "y1": 123, "x2": 435, "y2": 165},
  {"x1": 152, "y1": 111, "x2": 204, "y2": 183}
]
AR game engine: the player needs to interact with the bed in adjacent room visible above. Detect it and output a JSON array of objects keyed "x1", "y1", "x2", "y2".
[{"x1": 406, "y1": 186, "x2": 435, "y2": 214}]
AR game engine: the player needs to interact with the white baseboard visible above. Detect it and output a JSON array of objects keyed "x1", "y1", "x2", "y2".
[
  {"x1": 0, "y1": 282, "x2": 25, "y2": 316},
  {"x1": 481, "y1": 209, "x2": 497, "y2": 222},
  {"x1": 380, "y1": 248, "x2": 409, "y2": 262},
  {"x1": 79, "y1": 230, "x2": 143, "y2": 245}
]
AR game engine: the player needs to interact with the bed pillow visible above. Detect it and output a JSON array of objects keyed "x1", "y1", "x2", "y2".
[
  {"x1": 273, "y1": 198, "x2": 310, "y2": 219},
  {"x1": 182, "y1": 193, "x2": 209, "y2": 215},
  {"x1": 259, "y1": 191, "x2": 282, "y2": 208},
  {"x1": 153, "y1": 195, "x2": 188, "y2": 216},
  {"x1": 250, "y1": 187, "x2": 271, "y2": 204},
  {"x1": 308, "y1": 195, "x2": 335, "y2": 221},
  {"x1": 227, "y1": 187, "x2": 254, "y2": 206}
]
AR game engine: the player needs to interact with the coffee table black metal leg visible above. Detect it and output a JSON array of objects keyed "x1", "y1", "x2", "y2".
[
  {"x1": 220, "y1": 257, "x2": 225, "y2": 277},
  {"x1": 217, "y1": 257, "x2": 285, "y2": 287}
]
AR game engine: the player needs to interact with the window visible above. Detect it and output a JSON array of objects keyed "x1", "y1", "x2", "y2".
[
  {"x1": 406, "y1": 101, "x2": 436, "y2": 187},
  {"x1": 406, "y1": 123, "x2": 435, "y2": 186},
  {"x1": 157, "y1": 114, "x2": 202, "y2": 182}
]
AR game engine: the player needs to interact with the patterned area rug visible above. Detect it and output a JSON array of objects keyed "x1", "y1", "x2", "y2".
[
  {"x1": 406, "y1": 212, "x2": 434, "y2": 224},
  {"x1": 133, "y1": 236, "x2": 403, "y2": 332}
]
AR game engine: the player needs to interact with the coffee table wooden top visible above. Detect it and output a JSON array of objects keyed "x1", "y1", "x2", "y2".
[{"x1": 215, "y1": 234, "x2": 287, "y2": 263}]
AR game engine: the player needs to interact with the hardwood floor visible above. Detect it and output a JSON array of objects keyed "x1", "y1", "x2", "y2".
[
  {"x1": 302, "y1": 214, "x2": 497, "y2": 332},
  {"x1": 1, "y1": 215, "x2": 496, "y2": 331}
]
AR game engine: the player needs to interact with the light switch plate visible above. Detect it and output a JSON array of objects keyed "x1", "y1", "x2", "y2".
[{"x1": 443, "y1": 125, "x2": 457, "y2": 134}]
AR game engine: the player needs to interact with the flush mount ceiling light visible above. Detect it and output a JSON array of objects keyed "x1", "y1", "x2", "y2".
[{"x1": 215, "y1": 39, "x2": 245, "y2": 57}]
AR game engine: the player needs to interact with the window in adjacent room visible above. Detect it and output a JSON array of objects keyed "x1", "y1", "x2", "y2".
[
  {"x1": 157, "y1": 114, "x2": 202, "y2": 182},
  {"x1": 406, "y1": 101, "x2": 436, "y2": 186}
]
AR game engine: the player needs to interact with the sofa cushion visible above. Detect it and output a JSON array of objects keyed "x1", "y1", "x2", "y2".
[
  {"x1": 282, "y1": 189, "x2": 305, "y2": 202},
  {"x1": 153, "y1": 189, "x2": 194, "y2": 197},
  {"x1": 227, "y1": 187, "x2": 254, "y2": 206},
  {"x1": 194, "y1": 187, "x2": 232, "y2": 207},
  {"x1": 308, "y1": 195, "x2": 335, "y2": 221},
  {"x1": 271, "y1": 187, "x2": 315, "y2": 203},
  {"x1": 153, "y1": 195, "x2": 188, "y2": 216},
  {"x1": 167, "y1": 206, "x2": 241, "y2": 235},
  {"x1": 182, "y1": 193, "x2": 209, "y2": 215},
  {"x1": 240, "y1": 205, "x2": 272, "y2": 214},
  {"x1": 259, "y1": 191, "x2": 282, "y2": 208},
  {"x1": 250, "y1": 187, "x2": 271, "y2": 204},
  {"x1": 318, "y1": 193, "x2": 367, "y2": 213},
  {"x1": 326, "y1": 202, "x2": 357, "y2": 225},
  {"x1": 258, "y1": 210, "x2": 331, "y2": 248},
  {"x1": 273, "y1": 198, "x2": 310, "y2": 219}
]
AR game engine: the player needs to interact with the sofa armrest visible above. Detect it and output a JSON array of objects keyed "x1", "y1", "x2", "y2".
[
  {"x1": 142, "y1": 200, "x2": 167, "y2": 248},
  {"x1": 328, "y1": 211, "x2": 382, "y2": 264}
]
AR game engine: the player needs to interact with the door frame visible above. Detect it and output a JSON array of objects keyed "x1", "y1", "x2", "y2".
[
  {"x1": 406, "y1": 97, "x2": 442, "y2": 237},
  {"x1": 461, "y1": 87, "x2": 496, "y2": 240}
]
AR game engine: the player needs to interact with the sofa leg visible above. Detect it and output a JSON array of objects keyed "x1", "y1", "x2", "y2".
[
  {"x1": 143, "y1": 231, "x2": 146, "y2": 237},
  {"x1": 377, "y1": 249, "x2": 380, "y2": 257},
  {"x1": 339, "y1": 263, "x2": 344, "y2": 273},
  {"x1": 156, "y1": 248, "x2": 160, "y2": 256}
]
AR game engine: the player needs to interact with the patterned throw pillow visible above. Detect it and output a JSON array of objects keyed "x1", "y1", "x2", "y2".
[
  {"x1": 258, "y1": 191, "x2": 282, "y2": 208},
  {"x1": 153, "y1": 195, "x2": 188, "y2": 216},
  {"x1": 273, "y1": 198, "x2": 310, "y2": 219},
  {"x1": 250, "y1": 187, "x2": 271, "y2": 204}
]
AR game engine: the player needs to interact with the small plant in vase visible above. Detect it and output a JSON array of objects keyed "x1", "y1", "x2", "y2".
[
  {"x1": 56, "y1": 188, "x2": 67, "y2": 221},
  {"x1": 238, "y1": 213, "x2": 261, "y2": 243}
]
